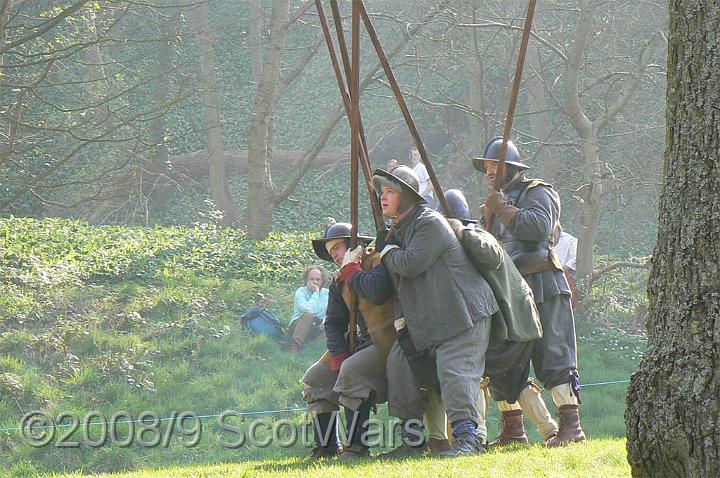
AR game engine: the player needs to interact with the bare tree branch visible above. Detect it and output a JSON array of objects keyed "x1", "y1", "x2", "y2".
[{"x1": 1, "y1": 0, "x2": 91, "y2": 53}]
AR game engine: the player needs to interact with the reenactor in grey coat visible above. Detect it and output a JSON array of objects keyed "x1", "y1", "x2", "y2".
[
  {"x1": 472, "y1": 136, "x2": 586, "y2": 447},
  {"x1": 372, "y1": 166, "x2": 499, "y2": 456}
]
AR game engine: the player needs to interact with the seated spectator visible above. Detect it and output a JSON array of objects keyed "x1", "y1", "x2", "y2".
[
  {"x1": 553, "y1": 224, "x2": 579, "y2": 309},
  {"x1": 386, "y1": 158, "x2": 399, "y2": 172},
  {"x1": 289, "y1": 265, "x2": 330, "y2": 353}
]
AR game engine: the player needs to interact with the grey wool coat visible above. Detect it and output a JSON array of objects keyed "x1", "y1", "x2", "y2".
[
  {"x1": 383, "y1": 206, "x2": 498, "y2": 350},
  {"x1": 486, "y1": 179, "x2": 571, "y2": 302}
]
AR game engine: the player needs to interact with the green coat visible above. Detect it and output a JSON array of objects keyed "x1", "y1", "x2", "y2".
[{"x1": 448, "y1": 219, "x2": 542, "y2": 343}]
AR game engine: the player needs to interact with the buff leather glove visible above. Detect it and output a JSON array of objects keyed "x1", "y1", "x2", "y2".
[
  {"x1": 485, "y1": 189, "x2": 519, "y2": 228},
  {"x1": 341, "y1": 245, "x2": 364, "y2": 268}
]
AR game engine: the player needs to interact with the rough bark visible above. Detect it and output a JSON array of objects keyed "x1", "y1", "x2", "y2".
[
  {"x1": 625, "y1": 2, "x2": 720, "y2": 476},
  {"x1": 187, "y1": 0, "x2": 239, "y2": 226}
]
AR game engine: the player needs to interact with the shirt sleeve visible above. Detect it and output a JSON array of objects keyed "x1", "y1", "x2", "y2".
[
  {"x1": 323, "y1": 281, "x2": 350, "y2": 357},
  {"x1": 415, "y1": 164, "x2": 431, "y2": 195},
  {"x1": 294, "y1": 287, "x2": 325, "y2": 316},
  {"x1": 347, "y1": 263, "x2": 395, "y2": 305},
  {"x1": 566, "y1": 234, "x2": 578, "y2": 271},
  {"x1": 316, "y1": 289, "x2": 329, "y2": 323}
]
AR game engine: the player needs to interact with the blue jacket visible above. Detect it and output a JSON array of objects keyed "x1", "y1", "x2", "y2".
[{"x1": 290, "y1": 286, "x2": 329, "y2": 324}]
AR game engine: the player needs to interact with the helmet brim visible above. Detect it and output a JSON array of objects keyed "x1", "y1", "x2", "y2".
[
  {"x1": 371, "y1": 168, "x2": 425, "y2": 203},
  {"x1": 311, "y1": 235, "x2": 374, "y2": 262},
  {"x1": 471, "y1": 157, "x2": 530, "y2": 173}
]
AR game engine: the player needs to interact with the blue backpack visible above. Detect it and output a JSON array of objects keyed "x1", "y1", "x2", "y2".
[{"x1": 241, "y1": 306, "x2": 284, "y2": 338}]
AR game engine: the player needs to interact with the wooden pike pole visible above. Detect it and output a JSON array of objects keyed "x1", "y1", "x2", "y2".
[
  {"x1": 495, "y1": 0, "x2": 537, "y2": 191},
  {"x1": 317, "y1": 0, "x2": 383, "y2": 229},
  {"x1": 357, "y1": 0, "x2": 451, "y2": 217},
  {"x1": 347, "y1": 0, "x2": 361, "y2": 354}
]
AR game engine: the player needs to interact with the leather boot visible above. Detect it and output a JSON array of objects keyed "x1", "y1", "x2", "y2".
[
  {"x1": 338, "y1": 403, "x2": 370, "y2": 460},
  {"x1": 545, "y1": 405, "x2": 586, "y2": 447},
  {"x1": 428, "y1": 437, "x2": 451, "y2": 455},
  {"x1": 489, "y1": 410, "x2": 528, "y2": 447},
  {"x1": 309, "y1": 412, "x2": 339, "y2": 459},
  {"x1": 338, "y1": 443, "x2": 370, "y2": 460}
]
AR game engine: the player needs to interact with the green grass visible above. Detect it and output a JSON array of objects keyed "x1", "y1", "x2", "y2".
[
  {"x1": 32, "y1": 439, "x2": 630, "y2": 478},
  {"x1": 0, "y1": 217, "x2": 645, "y2": 476}
]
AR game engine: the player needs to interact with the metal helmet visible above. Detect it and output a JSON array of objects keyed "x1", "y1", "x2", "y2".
[
  {"x1": 311, "y1": 222, "x2": 373, "y2": 262},
  {"x1": 371, "y1": 166, "x2": 425, "y2": 204},
  {"x1": 439, "y1": 189, "x2": 477, "y2": 225},
  {"x1": 470, "y1": 136, "x2": 529, "y2": 173}
]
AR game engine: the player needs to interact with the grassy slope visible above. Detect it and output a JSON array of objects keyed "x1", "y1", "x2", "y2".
[
  {"x1": 48, "y1": 439, "x2": 630, "y2": 478},
  {"x1": 0, "y1": 218, "x2": 645, "y2": 477}
]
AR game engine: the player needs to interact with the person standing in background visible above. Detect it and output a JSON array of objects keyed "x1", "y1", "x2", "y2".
[
  {"x1": 553, "y1": 224, "x2": 579, "y2": 310},
  {"x1": 409, "y1": 147, "x2": 434, "y2": 204}
]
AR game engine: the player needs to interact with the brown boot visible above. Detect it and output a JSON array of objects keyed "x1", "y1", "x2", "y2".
[
  {"x1": 545, "y1": 405, "x2": 586, "y2": 447},
  {"x1": 488, "y1": 410, "x2": 528, "y2": 447},
  {"x1": 290, "y1": 338, "x2": 301, "y2": 354},
  {"x1": 428, "y1": 437, "x2": 451, "y2": 455},
  {"x1": 338, "y1": 443, "x2": 370, "y2": 461},
  {"x1": 309, "y1": 446, "x2": 338, "y2": 460}
]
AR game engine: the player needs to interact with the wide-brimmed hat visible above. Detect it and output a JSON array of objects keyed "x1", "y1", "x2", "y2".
[
  {"x1": 471, "y1": 136, "x2": 529, "y2": 173},
  {"x1": 371, "y1": 166, "x2": 425, "y2": 204},
  {"x1": 311, "y1": 222, "x2": 373, "y2": 262}
]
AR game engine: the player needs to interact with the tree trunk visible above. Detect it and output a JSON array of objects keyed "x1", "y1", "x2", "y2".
[
  {"x1": 575, "y1": 134, "x2": 602, "y2": 279},
  {"x1": 187, "y1": 1, "x2": 239, "y2": 226},
  {"x1": 245, "y1": 0, "x2": 290, "y2": 239},
  {"x1": 625, "y1": 2, "x2": 720, "y2": 476},
  {"x1": 150, "y1": 32, "x2": 171, "y2": 171},
  {"x1": 145, "y1": 22, "x2": 173, "y2": 215},
  {"x1": 247, "y1": 1, "x2": 263, "y2": 82}
]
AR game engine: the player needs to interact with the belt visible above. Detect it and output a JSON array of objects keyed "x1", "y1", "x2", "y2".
[{"x1": 517, "y1": 249, "x2": 564, "y2": 276}]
